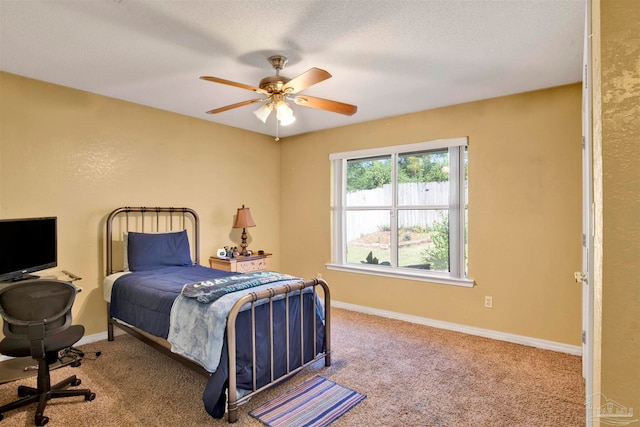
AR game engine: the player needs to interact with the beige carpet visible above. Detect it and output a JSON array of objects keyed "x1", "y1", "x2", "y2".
[{"x1": 0, "y1": 308, "x2": 584, "y2": 426}]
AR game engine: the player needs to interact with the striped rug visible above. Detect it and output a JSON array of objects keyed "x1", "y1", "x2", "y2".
[{"x1": 249, "y1": 376, "x2": 366, "y2": 427}]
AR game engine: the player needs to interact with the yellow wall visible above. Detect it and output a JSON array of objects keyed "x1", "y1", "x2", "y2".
[
  {"x1": 595, "y1": 0, "x2": 640, "y2": 418},
  {"x1": 0, "y1": 72, "x2": 280, "y2": 335},
  {"x1": 1, "y1": 74, "x2": 584, "y2": 347},
  {"x1": 280, "y1": 84, "x2": 583, "y2": 345}
]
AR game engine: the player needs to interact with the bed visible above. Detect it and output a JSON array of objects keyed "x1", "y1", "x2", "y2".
[{"x1": 104, "y1": 206, "x2": 331, "y2": 422}]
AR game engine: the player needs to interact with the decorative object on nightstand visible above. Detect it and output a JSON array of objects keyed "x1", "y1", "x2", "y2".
[{"x1": 233, "y1": 205, "x2": 256, "y2": 256}]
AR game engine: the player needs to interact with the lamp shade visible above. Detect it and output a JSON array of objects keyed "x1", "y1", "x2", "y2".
[
  {"x1": 233, "y1": 205, "x2": 256, "y2": 229},
  {"x1": 253, "y1": 103, "x2": 272, "y2": 123},
  {"x1": 275, "y1": 100, "x2": 295, "y2": 125}
]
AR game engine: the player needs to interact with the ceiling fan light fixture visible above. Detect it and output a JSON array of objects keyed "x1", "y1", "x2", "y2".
[
  {"x1": 275, "y1": 100, "x2": 295, "y2": 125},
  {"x1": 201, "y1": 54, "x2": 357, "y2": 138},
  {"x1": 279, "y1": 114, "x2": 296, "y2": 126},
  {"x1": 253, "y1": 102, "x2": 273, "y2": 123}
]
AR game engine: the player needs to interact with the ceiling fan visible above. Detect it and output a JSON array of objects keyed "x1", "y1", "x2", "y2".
[{"x1": 200, "y1": 55, "x2": 357, "y2": 137}]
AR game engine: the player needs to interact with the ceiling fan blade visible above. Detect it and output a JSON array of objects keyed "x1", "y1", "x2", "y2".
[
  {"x1": 206, "y1": 98, "x2": 264, "y2": 114},
  {"x1": 282, "y1": 68, "x2": 332, "y2": 94},
  {"x1": 200, "y1": 76, "x2": 269, "y2": 95},
  {"x1": 293, "y1": 95, "x2": 357, "y2": 116}
]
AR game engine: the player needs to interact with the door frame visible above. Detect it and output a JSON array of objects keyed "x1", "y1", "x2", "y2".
[{"x1": 581, "y1": 1, "x2": 594, "y2": 424}]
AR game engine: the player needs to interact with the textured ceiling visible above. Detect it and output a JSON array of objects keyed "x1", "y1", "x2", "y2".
[{"x1": 0, "y1": 0, "x2": 586, "y2": 139}]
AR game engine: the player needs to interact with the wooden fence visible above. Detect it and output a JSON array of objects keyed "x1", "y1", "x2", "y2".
[{"x1": 345, "y1": 182, "x2": 466, "y2": 241}]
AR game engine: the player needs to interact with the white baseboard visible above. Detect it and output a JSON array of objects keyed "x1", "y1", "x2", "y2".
[{"x1": 331, "y1": 300, "x2": 582, "y2": 356}]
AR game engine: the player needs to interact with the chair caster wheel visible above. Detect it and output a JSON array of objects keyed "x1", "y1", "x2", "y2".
[
  {"x1": 72, "y1": 378, "x2": 82, "y2": 386},
  {"x1": 85, "y1": 392, "x2": 96, "y2": 401},
  {"x1": 0, "y1": 413, "x2": 4, "y2": 421},
  {"x1": 71, "y1": 360, "x2": 81, "y2": 367},
  {"x1": 36, "y1": 415, "x2": 49, "y2": 425},
  {"x1": 17, "y1": 386, "x2": 30, "y2": 397}
]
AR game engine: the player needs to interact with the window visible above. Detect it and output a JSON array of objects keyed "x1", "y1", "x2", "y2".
[{"x1": 328, "y1": 137, "x2": 472, "y2": 287}]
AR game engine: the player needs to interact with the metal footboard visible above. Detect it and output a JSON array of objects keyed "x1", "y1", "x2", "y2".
[{"x1": 226, "y1": 278, "x2": 331, "y2": 423}]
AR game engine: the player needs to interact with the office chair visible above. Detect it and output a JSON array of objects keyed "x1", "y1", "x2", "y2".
[{"x1": 0, "y1": 280, "x2": 95, "y2": 426}]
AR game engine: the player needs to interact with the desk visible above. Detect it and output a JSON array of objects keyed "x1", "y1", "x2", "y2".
[
  {"x1": 0, "y1": 271, "x2": 82, "y2": 291},
  {"x1": 37, "y1": 270, "x2": 82, "y2": 283}
]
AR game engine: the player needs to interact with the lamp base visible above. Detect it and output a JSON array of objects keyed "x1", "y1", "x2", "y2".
[{"x1": 240, "y1": 228, "x2": 250, "y2": 256}]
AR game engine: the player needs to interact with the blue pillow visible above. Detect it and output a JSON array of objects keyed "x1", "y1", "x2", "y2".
[{"x1": 127, "y1": 230, "x2": 192, "y2": 271}]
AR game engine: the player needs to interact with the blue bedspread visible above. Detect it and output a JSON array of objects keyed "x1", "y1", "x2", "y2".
[
  {"x1": 109, "y1": 265, "x2": 326, "y2": 419},
  {"x1": 170, "y1": 274, "x2": 301, "y2": 372},
  {"x1": 181, "y1": 271, "x2": 299, "y2": 303},
  {"x1": 109, "y1": 265, "x2": 234, "y2": 338}
]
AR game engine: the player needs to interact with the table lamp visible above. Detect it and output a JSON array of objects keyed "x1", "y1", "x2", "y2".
[{"x1": 233, "y1": 205, "x2": 256, "y2": 256}]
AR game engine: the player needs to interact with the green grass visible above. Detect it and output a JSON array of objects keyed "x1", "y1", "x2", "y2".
[{"x1": 347, "y1": 244, "x2": 430, "y2": 266}]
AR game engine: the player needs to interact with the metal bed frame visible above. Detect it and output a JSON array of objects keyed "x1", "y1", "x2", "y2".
[{"x1": 104, "y1": 206, "x2": 331, "y2": 422}]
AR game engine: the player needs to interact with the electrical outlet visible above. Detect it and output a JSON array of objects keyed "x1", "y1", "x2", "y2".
[{"x1": 484, "y1": 296, "x2": 493, "y2": 308}]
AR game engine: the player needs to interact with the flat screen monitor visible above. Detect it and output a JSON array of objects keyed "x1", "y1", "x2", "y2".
[{"x1": 0, "y1": 217, "x2": 57, "y2": 282}]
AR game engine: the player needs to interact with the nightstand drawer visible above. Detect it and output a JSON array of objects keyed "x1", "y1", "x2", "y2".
[
  {"x1": 209, "y1": 253, "x2": 272, "y2": 273},
  {"x1": 236, "y1": 257, "x2": 269, "y2": 273}
]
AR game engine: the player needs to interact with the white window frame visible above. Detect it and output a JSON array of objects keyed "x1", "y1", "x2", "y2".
[{"x1": 327, "y1": 137, "x2": 473, "y2": 287}]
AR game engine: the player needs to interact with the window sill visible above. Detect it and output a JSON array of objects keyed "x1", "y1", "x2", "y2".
[{"x1": 325, "y1": 263, "x2": 475, "y2": 288}]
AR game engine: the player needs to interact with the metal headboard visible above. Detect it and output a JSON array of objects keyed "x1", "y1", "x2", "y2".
[{"x1": 106, "y1": 207, "x2": 200, "y2": 275}]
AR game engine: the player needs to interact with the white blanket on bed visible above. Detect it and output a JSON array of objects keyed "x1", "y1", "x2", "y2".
[{"x1": 167, "y1": 279, "x2": 302, "y2": 373}]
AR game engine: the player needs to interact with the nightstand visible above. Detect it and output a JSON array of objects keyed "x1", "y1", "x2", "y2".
[{"x1": 209, "y1": 253, "x2": 272, "y2": 273}]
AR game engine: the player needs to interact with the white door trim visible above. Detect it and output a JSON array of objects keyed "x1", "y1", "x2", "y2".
[{"x1": 582, "y1": 1, "x2": 595, "y2": 424}]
